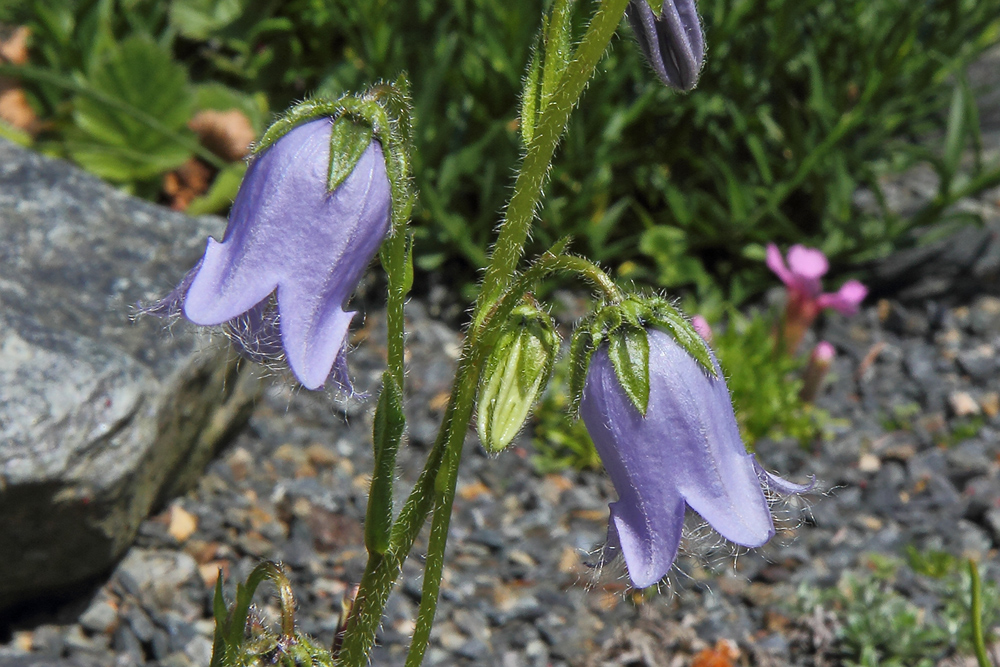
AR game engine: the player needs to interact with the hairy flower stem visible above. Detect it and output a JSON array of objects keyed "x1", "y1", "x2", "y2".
[
  {"x1": 478, "y1": 0, "x2": 631, "y2": 310},
  {"x1": 338, "y1": 2, "x2": 630, "y2": 661},
  {"x1": 337, "y1": 251, "x2": 621, "y2": 665}
]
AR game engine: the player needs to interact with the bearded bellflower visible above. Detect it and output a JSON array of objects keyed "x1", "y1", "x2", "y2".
[
  {"x1": 626, "y1": 0, "x2": 705, "y2": 91},
  {"x1": 766, "y1": 243, "x2": 867, "y2": 353},
  {"x1": 145, "y1": 117, "x2": 391, "y2": 390},
  {"x1": 581, "y1": 327, "x2": 810, "y2": 589}
]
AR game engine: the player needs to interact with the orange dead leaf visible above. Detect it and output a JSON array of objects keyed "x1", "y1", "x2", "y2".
[
  {"x1": 189, "y1": 109, "x2": 255, "y2": 162},
  {"x1": 691, "y1": 639, "x2": 740, "y2": 667},
  {"x1": 0, "y1": 26, "x2": 30, "y2": 65},
  {"x1": 0, "y1": 26, "x2": 37, "y2": 134},
  {"x1": 163, "y1": 158, "x2": 213, "y2": 211}
]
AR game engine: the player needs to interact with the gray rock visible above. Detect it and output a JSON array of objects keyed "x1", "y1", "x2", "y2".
[{"x1": 0, "y1": 140, "x2": 260, "y2": 610}]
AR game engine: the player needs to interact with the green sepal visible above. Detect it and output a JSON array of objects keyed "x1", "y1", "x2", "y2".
[
  {"x1": 328, "y1": 115, "x2": 373, "y2": 192},
  {"x1": 366, "y1": 372, "x2": 406, "y2": 555},
  {"x1": 568, "y1": 323, "x2": 597, "y2": 413},
  {"x1": 647, "y1": 299, "x2": 717, "y2": 377},
  {"x1": 210, "y1": 561, "x2": 307, "y2": 667},
  {"x1": 607, "y1": 325, "x2": 650, "y2": 416}
]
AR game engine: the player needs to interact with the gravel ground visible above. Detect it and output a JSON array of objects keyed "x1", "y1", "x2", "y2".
[{"x1": 2, "y1": 287, "x2": 1000, "y2": 667}]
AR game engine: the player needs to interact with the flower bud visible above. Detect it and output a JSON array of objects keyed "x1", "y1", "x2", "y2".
[
  {"x1": 800, "y1": 340, "x2": 835, "y2": 402},
  {"x1": 626, "y1": 0, "x2": 705, "y2": 91},
  {"x1": 477, "y1": 305, "x2": 559, "y2": 453}
]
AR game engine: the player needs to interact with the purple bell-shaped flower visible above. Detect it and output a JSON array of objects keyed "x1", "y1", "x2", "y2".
[
  {"x1": 146, "y1": 117, "x2": 391, "y2": 390},
  {"x1": 581, "y1": 328, "x2": 810, "y2": 588}
]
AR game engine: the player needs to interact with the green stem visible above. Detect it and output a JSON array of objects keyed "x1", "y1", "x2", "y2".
[
  {"x1": 402, "y1": 380, "x2": 468, "y2": 667},
  {"x1": 478, "y1": 0, "x2": 630, "y2": 307},
  {"x1": 339, "y1": 2, "x2": 629, "y2": 658},
  {"x1": 337, "y1": 248, "x2": 619, "y2": 665},
  {"x1": 2, "y1": 63, "x2": 228, "y2": 170},
  {"x1": 969, "y1": 559, "x2": 991, "y2": 667}
]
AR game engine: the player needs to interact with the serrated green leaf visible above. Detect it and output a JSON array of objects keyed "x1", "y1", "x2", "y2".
[
  {"x1": 70, "y1": 35, "x2": 194, "y2": 182},
  {"x1": 328, "y1": 115, "x2": 373, "y2": 192},
  {"x1": 607, "y1": 326, "x2": 650, "y2": 416}
]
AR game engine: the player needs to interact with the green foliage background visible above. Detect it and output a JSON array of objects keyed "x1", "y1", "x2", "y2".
[{"x1": 3, "y1": 0, "x2": 1000, "y2": 300}]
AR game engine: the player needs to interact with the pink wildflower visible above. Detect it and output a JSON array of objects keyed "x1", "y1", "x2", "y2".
[{"x1": 766, "y1": 244, "x2": 867, "y2": 352}]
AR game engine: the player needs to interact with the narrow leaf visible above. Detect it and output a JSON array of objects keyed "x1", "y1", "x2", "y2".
[
  {"x1": 943, "y1": 81, "x2": 967, "y2": 182},
  {"x1": 366, "y1": 372, "x2": 406, "y2": 555},
  {"x1": 521, "y1": 31, "x2": 542, "y2": 146},
  {"x1": 541, "y1": 0, "x2": 573, "y2": 106}
]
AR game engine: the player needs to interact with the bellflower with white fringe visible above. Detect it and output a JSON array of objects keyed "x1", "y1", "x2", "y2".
[
  {"x1": 145, "y1": 117, "x2": 391, "y2": 390},
  {"x1": 581, "y1": 328, "x2": 810, "y2": 589}
]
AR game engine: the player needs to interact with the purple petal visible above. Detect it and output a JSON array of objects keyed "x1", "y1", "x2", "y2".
[
  {"x1": 182, "y1": 119, "x2": 391, "y2": 390},
  {"x1": 816, "y1": 279, "x2": 868, "y2": 316},
  {"x1": 753, "y1": 457, "x2": 816, "y2": 495}
]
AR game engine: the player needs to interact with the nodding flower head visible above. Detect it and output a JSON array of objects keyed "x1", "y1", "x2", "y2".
[
  {"x1": 580, "y1": 327, "x2": 811, "y2": 589},
  {"x1": 144, "y1": 117, "x2": 391, "y2": 390},
  {"x1": 626, "y1": 0, "x2": 705, "y2": 91}
]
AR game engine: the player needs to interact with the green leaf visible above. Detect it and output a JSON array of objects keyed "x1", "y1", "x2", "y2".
[
  {"x1": 942, "y1": 80, "x2": 967, "y2": 183},
  {"x1": 328, "y1": 115, "x2": 373, "y2": 192},
  {"x1": 541, "y1": 0, "x2": 573, "y2": 106},
  {"x1": 209, "y1": 574, "x2": 227, "y2": 667},
  {"x1": 607, "y1": 326, "x2": 650, "y2": 416},
  {"x1": 365, "y1": 372, "x2": 406, "y2": 555},
  {"x1": 521, "y1": 32, "x2": 542, "y2": 146},
  {"x1": 186, "y1": 161, "x2": 246, "y2": 216},
  {"x1": 69, "y1": 35, "x2": 194, "y2": 182},
  {"x1": 169, "y1": 0, "x2": 248, "y2": 40}
]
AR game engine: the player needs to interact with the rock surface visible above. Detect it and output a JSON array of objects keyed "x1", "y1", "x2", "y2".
[{"x1": 0, "y1": 140, "x2": 260, "y2": 610}]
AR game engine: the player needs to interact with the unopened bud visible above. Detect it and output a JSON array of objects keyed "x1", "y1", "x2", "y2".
[
  {"x1": 800, "y1": 341, "x2": 835, "y2": 402},
  {"x1": 477, "y1": 305, "x2": 559, "y2": 453}
]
